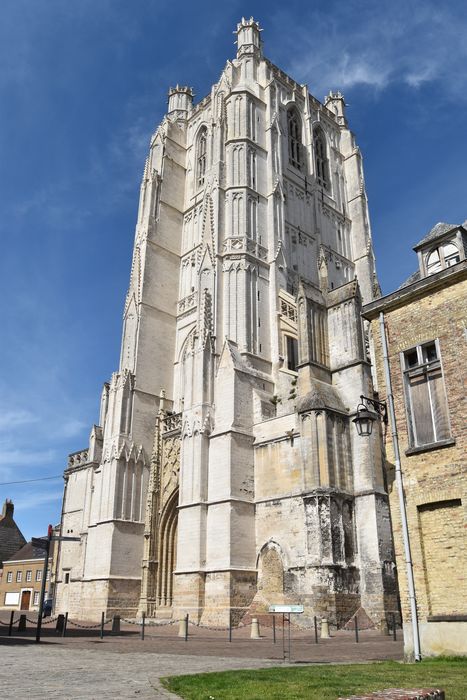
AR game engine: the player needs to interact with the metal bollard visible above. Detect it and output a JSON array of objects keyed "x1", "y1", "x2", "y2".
[
  {"x1": 18, "y1": 614, "x2": 27, "y2": 632},
  {"x1": 381, "y1": 618, "x2": 389, "y2": 636},
  {"x1": 272, "y1": 615, "x2": 276, "y2": 644},
  {"x1": 56, "y1": 614, "x2": 65, "y2": 635},
  {"x1": 354, "y1": 616, "x2": 359, "y2": 643},
  {"x1": 8, "y1": 610, "x2": 14, "y2": 636},
  {"x1": 141, "y1": 612, "x2": 145, "y2": 640},
  {"x1": 62, "y1": 612, "x2": 68, "y2": 638},
  {"x1": 228, "y1": 611, "x2": 232, "y2": 642},
  {"x1": 314, "y1": 615, "x2": 319, "y2": 644},
  {"x1": 111, "y1": 615, "x2": 120, "y2": 635},
  {"x1": 100, "y1": 611, "x2": 105, "y2": 639},
  {"x1": 320, "y1": 618, "x2": 330, "y2": 639},
  {"x1": 250, "y1": 618, "x2": 260, "y2": 639},
  {"x1": 392, "y1": 612, "x2": 397, "y2": 641}
]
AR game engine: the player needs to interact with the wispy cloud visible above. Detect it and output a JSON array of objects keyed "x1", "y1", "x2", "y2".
[
  {"x1": 0, "y1": 447, "x2": 57, "y2": 469},
  {"x1": 0, "y1": 409, "x2": 39, "y2": 431},
  {"x1": 274, "y1": 1, "x2": 467, "y2": 99},
  {"x1": 13, "y1": 489, "x2": 63, "y2": 513}
]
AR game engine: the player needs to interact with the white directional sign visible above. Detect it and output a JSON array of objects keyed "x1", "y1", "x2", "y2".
[{"x1": 268, "y1": 604, "x2": 304, "y2": 614}]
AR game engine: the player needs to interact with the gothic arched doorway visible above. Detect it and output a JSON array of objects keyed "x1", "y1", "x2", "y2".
[
  {"x1": 156, "y1": 489, "x2": 178, "y2": 608},
  {"x1": 257, "y1": 542, "x2": 284, "y2": 603}
]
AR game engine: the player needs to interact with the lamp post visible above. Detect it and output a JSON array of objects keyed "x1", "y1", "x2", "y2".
[{"x1": 352, "y1": 311, "x2": 421, "y2": 661}]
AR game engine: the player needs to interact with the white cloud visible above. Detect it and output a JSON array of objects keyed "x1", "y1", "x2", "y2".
[
  {"x1": 273, "y1": 1, "x2": 467, "y2": 99},
  {"x1": 0, "y1": 447, "x2": 57, "y2": 469},
  {"x1": 0, "y1": 409, "x2": 39, "y2": 431}
]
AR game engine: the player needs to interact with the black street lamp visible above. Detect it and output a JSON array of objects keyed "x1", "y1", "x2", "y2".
[{"x1": 352, "y1": 395, "x2": 388, "y2": 437}]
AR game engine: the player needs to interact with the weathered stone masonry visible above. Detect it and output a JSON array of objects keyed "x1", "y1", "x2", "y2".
[{"x1": 55, "y1": 18, "x2": 397, "y2": 628}]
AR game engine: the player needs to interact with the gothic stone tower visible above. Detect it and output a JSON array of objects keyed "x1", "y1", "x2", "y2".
[{"x1": 55, "y1": 18, "x2": 397, "y2": 626}]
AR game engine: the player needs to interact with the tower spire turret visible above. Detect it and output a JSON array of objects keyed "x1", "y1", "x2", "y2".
[
  {"x1": 235, "y1": 17, "x2": 263, "y2": 59},
  {"x1": 167, "y1": 85, "x2": 194, "y2": 117}
]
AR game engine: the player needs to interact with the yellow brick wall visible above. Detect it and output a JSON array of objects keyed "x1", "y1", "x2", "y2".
[{"x1": 369, "y1": 277, "x2": 467, "y2": 625}]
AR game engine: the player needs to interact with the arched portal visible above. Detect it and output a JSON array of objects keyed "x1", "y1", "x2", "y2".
[
  {"x1": 257, "y1": 542, "x2": 284, "y2": 602},
  {"x1": 156, "y1": 489, "x2": 178, "y2": 608}
]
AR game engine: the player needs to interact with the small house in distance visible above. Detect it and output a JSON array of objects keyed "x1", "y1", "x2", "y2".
[
  {"x1": 0, "y1": 499, "x2": 26, "y2": 569},
  {"x1": 0, "y1": 539, "x2": 55, "y2": 611},
  {"x1": 363, "y1": 221, "x2": 467, "y2": 658}
]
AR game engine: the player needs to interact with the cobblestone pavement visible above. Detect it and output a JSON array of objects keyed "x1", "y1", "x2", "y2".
[
  {"x1": 0, "y1": 621, "x2": 404, "y2": 699},
  {"x1": 0, "y1": 644, "x2": 283, "y2": 699}
]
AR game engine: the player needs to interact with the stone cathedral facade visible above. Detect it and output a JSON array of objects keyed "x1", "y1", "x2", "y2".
[{"x1": 55, "y1": 19, "x2": 397, "y2": 626}]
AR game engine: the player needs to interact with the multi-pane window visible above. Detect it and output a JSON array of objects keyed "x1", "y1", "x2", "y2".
[
  {"x1": 16, "y1": 571, "x2": 22, "y2": 582},
  {"x1": 7, "y1": 571, "x2": 12, "y2": 583},
  {"x1": 46, "y1": 569, "x2": 50, "y2": 581},
  {"x1": 314, "y1": 127, "x2": 329, "y2": 189},
  {"x1": 33, "y1": 591, "x2": 40, "y2": 606},
  {"x1": 426, "y1": 241, "x2": 461, "y2": 275},
  {"x1": 288, "y1": 109, "x2": 302, "y2": 169},
  {"x1": 402, "y1": 341, "x2": 451, "y2": 448},
  {"x1": 196, "y1": 127, "x2": 207, "y2": 188},
  {"x1": 36, "y1": 570, "x2": 42, "y2": 582},
  {"x1": 26, "y1": 570, "x2": 32, "y2": 582}
]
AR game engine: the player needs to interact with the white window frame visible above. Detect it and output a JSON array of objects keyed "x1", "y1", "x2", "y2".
[
  {"x1": 401, "y1": 339, "x2": 451, "y2": 448},
  {"x1": 6, "y1": 571, "x2": 13, "y2": 583},
  {"x1": 425, "y1": 240, "x2": 461, "y2": 275},
  {"x1": 26, "y1": 570, "x2": 32, "y2": 582},
  {"x1": 16, "y1": 571, "x2": 22, "y2": 583}
]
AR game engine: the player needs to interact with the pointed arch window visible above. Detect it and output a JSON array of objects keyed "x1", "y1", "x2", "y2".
[
  {"x1": 196, "y1": 127, "x2": 207, "y2": 188},
  {"x1": 288, "y1": 108, "x2": 302, "y2": 170},
  {"x1": 314, "y1": 127, "x2": 329, "y2": 189}
]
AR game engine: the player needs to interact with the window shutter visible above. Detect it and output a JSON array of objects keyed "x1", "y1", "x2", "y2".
[
  {"x1": 428, "y1": 368, "x2": 450, "y2": 441},
  {"x1": 409, "y1": 373, "x2": 434, "y2": 445}
]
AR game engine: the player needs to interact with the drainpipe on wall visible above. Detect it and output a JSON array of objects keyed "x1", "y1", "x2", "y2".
[{"x1": 379, "y1": 311, "x2": 421, "y2": 661}]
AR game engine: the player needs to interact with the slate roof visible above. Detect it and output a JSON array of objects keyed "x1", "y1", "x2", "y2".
[
  {"x1": 413, "y1": 222, "x2": 460, "y2": 250},
  {"x1": 5, "y1": 538, "x2": 55, "y2": 563},
  {"x1": 397, "y1": 269, "x2": 421, "y2": 290}
]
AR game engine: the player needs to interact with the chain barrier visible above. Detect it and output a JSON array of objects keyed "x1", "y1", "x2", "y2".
[
  {"x1": 41, "y1": 616, "x2": 59, "y2": 625},
  {"x1": 0, "y1": 619, "x2": 10, "y2": 626},
  {"x1": 118, "y1": 617, "x2": 179, "y2": 627},
  {"x1": 144, "y1": 618, "x2": 178, "y2": 627},
  {"x1": 67, "y1": 619, "x2": 112, "y2": 629},
  {"x1": 25, "y1": 617, "x2": 37, "y2": 624},
  {"x1": 187, "y1": 619, "x2": 254, "y2": 632}
]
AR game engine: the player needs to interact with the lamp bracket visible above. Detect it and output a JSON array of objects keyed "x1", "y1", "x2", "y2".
[{"x1": 358, "y1": 395, "x2": 388, "y2": 424}]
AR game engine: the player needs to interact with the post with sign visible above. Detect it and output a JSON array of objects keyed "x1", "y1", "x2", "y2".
[{"x1": 268, "y1": 604, "x2": 304, "y2": 662}]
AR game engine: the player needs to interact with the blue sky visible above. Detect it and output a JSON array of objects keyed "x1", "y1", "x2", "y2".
[{"x1": 1, "y1": 0, "x2": 466, "y2": 540}]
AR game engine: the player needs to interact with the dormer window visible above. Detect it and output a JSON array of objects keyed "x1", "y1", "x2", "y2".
[{"x1": 426, "y1": 241, "x2": 460, "y2": 275}]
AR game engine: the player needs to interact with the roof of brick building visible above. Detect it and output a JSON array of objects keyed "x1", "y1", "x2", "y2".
[{"x1": 0, "y1": 499, "x2": 27, "y2": 567}]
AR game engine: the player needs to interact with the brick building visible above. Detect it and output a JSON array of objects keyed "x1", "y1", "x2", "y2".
[
  {"x1": 363, "y1": 221, "x2": 467, "y2": 657},
  {"x1": 0, "y1": 499, "x2": 26, "y2": 569},
  {"x1": 0, "y1": 540, "x2": 55, "y2": 611}
]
